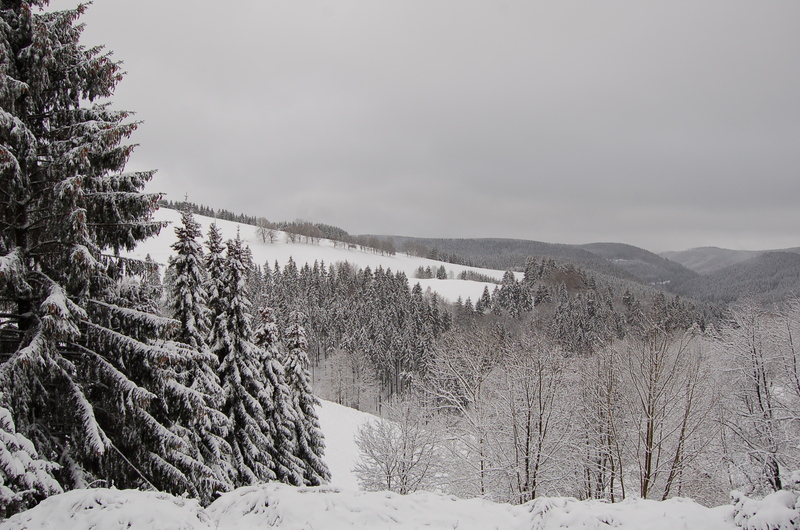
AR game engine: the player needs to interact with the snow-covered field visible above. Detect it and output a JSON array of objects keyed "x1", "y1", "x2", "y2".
[{"x1": 127, "y1": 208, "x2": 512, "y2": 303}]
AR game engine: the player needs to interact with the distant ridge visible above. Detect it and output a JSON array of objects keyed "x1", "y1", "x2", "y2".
[
  {"x1": 156, "y1": 202, "x2": 800, "y2": 305},
  {"x1": 387, "y1": 236, "x2": 697, "y2": 287},
  {"x1": 578, "y1": 242, "x2": 698, "y2": 286},
  {"x1": 668, "y1": 251, "x2": 800, "y2": 305},
  {"x1": 661, "y1": 246, "x2": 800, "y2": 275}
]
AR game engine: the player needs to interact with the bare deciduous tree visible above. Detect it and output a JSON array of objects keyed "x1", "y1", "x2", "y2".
[
  {"x1": 719, "y1": 299, "x2": 800, "y2": 494},
  {"x1": 488, "y1": 330, "x2": 571, "y2": 503},
  {"x1": 618, "y1": 325, "x2": 713, "y2": 500},
  {"x1": 353, "y1": 395, "x2": 444, "y2": 494},
  {"x1": 255, "y1": 217, "x2": 273, "y2": 243}
]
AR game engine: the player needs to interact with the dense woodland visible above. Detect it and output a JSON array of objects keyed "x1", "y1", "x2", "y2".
[{"x1": 1, "y1": 0, "x2": 799, "y2": 521}]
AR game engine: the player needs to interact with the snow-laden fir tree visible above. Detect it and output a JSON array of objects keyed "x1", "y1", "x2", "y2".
[
  {"x1": 204, "y1": 223, "x2": 226, "y2": 322},
  {"x1": 281, "y1": 311, "x2": 330, "y2": 485},
  {"x1": 210, "y1": 234, "x2": 298, "y2": 486},
  {"x1": 252, "y1": 306, "x2": 305, "y2": 486},
  {"x1": 166, "y1": 209, "x2": 234, "y2": 502},
  {"x1": 169, "y1": 211, "x2": 211, "y2": 350},
  {"x1": 0, "y1": 0, "x2": 224, "y2": 504},
  {"x1": 0, "y1": 402, "x2": 62, "y2": 517}
]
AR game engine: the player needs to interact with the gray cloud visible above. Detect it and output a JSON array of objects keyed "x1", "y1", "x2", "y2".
[{"x1": 47, "y1": 0, "x2": 800, "y2": 252}]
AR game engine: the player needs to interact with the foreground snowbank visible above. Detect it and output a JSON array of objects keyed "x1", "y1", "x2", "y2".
[
  {"x1": 731, "y1": 489, "x2": 800, "y2": 530},
  {"x1": 0, "y1": 488, "x2": 210, "y2": 529},
  {"x1": 1, "y1": 483, "x2": 744, "y2": 530}
]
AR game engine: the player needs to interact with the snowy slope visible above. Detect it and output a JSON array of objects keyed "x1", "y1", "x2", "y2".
[
  {"x1": 126, "y1": 208, "x2": 512, "y2": 303},
  {"x1": 316, "y1": 399, "x2": 377, "y2": 490}
]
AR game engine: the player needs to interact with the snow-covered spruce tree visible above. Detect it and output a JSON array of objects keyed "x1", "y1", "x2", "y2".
[
  {"x1": 169, "y1": 211, "x2": 210, "y2": 351},
  {"x1": 0, "y1": 402, "x2": 62, "y2": 518},
  {"x1": 252, "y1": 306, "x2": 305, "y2": 486},
  {"x1": 166, "y1": 209, "x2": 234, "y2": 502},
  {"x1": 211, "y1": 234, "x2": 298, "y2": 486},
  {"x1": 204, "y1": 223, "x2": 226, "y2": 322},
  {"x1": 0, "y1": 0, "x2": 217, "y2": 502},
  {"x1": 282, "y1": 310, "x2": 330, "y2": 485}
]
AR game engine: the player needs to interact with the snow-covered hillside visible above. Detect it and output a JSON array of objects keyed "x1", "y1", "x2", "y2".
[
  {"x1": 127, "y1": 208, "x2": 513, "y2": 303},
  {"x1": 315, "y1": 400, "x2": 376, "y2": 491}
]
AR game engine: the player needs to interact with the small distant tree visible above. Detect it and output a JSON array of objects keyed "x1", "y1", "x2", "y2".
[
  {"x1": 255, "y1": 217, "x2": 273, "y2": 243},
  {"x1": 205, "y1": 223, "x2": 226, "y2": 321}
]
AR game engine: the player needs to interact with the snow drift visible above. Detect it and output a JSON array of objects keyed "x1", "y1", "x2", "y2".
[{"x1": 1, "y1": 483, "x2": 745, "y2": 530}]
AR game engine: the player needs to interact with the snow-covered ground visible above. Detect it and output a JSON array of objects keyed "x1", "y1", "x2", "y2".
[
  {"x1": 315, "y1": 400, "x2": 377, "y2": 491},
  {"x1": 0, "y1": 484, "x2": 741, "y2": 530},
  {"x1": 3, "y1": 398, "x2": 797, "y2": 529},
  {"x1": 127, "y1": 208, "x2": 513, "y2": 303}
]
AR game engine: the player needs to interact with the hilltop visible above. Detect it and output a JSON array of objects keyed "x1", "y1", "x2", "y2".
[{"x1": 128, "y1": 208, "x2": 514, "y2": 305}]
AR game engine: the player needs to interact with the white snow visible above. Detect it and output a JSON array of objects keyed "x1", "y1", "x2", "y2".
[
  {"x1": 0, "y1": 488, "x2": 211, "y2": 530},
  {"x1": 126, "y1": 208, "x2": 509, "y2": 303},
  {"x1": 207, "y1": 484, "x2": 527, "y2": 530},
  {"x1": 731, "y1": 489, "x2": 800, "y2": 530},
  {"x1": 0, "y1": 483, "x2": 743, "y2": 530},
  {"x1": 316, "y1": 399, "x2": 377, "y2": 491}
]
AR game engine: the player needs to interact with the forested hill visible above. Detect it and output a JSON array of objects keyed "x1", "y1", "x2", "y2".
[
  {"x1": 661, "y1": 246, "x2": 800, "y2": 275},
  {"x1": 376, "y1": 237, "x2": 800, "y2": 305},
  {"x1": 162, "y1": 200, "x2": 800, "y2": 305},
  {"x1": 578, "y1": 242, "x2": 698, "y2": 286},
  {"x1": 668, "y1": 251, "x2": 800, "y2": 305},
  {"x1": 385, "y1": 236, "x2": 697, "y2": 287}
]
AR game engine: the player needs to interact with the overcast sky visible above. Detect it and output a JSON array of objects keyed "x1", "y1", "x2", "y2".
[{"x1": 48, "y1": 0, "x2": 800, "y2": 252}]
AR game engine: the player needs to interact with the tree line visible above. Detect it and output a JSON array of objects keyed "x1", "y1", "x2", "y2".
[{"x1": 353, "y1": 291, "x2": 800, "y2": 508}]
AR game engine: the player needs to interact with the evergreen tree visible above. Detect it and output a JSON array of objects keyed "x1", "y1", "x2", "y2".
[
  {"x1": 0, "y1": 402, "x2": 62, "y2": 517},
  {"x1": 169, "y1": 211, "x2": 210, "y2": 350},
  {"x1": 204, "y1": 223, "x2": 226, "y2": 322},
  {"x1": 523, "y1": 256, "x2": 539, "y2": 286},
  {"x1": 282, "y1": 311, "x2": 330, "y2": 485},
  {"x1": 211, "y1": 234, "x2": 296, "y2": 486},
  {"x1": 252, "y1": 306, "x2": 304, "y2": 486},
  {"x1": 166, "y1": 210, "x2": 233, "y2": 502},
  {"x1": 0, "y1": 0, "x2": 211, "y2": 501}
]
